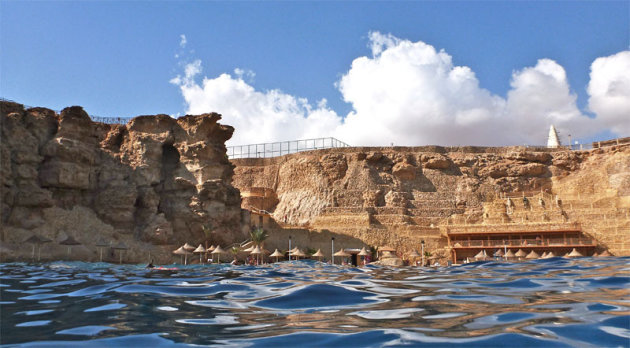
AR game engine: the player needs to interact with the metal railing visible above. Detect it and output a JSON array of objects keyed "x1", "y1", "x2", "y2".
[
  {"x1": 452, "y1": 237, "x2": 594, "y2": 248},
  {"x1": 1, "y1": 98, "x2": 131, "y2": 125},
  {"x1": 227, "y1": 137, "x2": 350, "y2": 159},
  {"x1": 91, "y1": 116, "x2": 130, "y2": 125}
]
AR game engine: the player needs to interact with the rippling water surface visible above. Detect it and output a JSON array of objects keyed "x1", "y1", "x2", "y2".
[{"x1": 1, "y1": 258, "x2": 629, "y2": 347}]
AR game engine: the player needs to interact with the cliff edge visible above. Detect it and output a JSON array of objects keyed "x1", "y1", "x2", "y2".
[{"x1": 232, "y1": 143, "x2": 630, "y2": 259}]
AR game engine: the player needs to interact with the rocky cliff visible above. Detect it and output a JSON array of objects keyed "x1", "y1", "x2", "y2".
[
  {"x1": 0, "y1": 101, "x2": 244, "y2": 262},
  {"x1": 232, "y1": 143, "x2": 630, "y2": 258}
]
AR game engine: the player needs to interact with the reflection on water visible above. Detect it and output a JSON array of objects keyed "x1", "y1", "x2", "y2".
[{"x1": 1, "y1": 258, "x2": 629, "y2": 347}]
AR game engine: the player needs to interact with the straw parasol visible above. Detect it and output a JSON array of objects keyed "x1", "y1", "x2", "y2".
[
  {"x1": 407, "y1": 250, "x2": 420, "y2": 265},
  {"x1": 543, "y1": 251, "x2": 556, "y2": 258},
  {"x1": 515, "y1": 249, "x2": 527, "y2": 258},
  {"x1": 358, "y1": 247, "x2": 370, "y2": 265},
  {"x1": 567, "y1": 248, "x2": 583, "y2": 258},
  {"x1": 173, "y1": 246, "x2": 188, "y2": 264},
  {"x1": 591, "y1": 252, "x2": 599, "y2": 257},
  {"x1": 25, "y1": 234, "x2": 52, "y2": 261},
  {"x1": 494, "y1": 249, "x2": 504, "y2": 257},
  {"x1": 95, "y1": 238, "x2": 110, "y2": 262},
  {"x1": 525, "y1": 250, "x2": 540, "y2": 259},
  {"x1": 474, "y1": 250, "x2": 488, "y2": 261},
  {"x1": 250, "y1": 245, "x2": 262, "y2": 264},
  {"x1": 207, "y1": 245, "x2": 216, "y2": 253},
  {"x1": 242, "y1": 245, "x2": 255, "y2": 253},
  {"x1": 312, "y1": 249, "x2": 325, "y2": 262},
  {"x1": 287, "y1": 247, "x2": 300, "y2": 260},
  {"x1": 270, "y1": 249, "x2": 283, "y2": 262},
  {"x1": 597, "y1": 250, "x2": 612, "y2": 257},
  {"x1": 59, "y1": 236, "x2": 81, "y2": 258},
  {"x1": 193, "y1": 244, "x2": 206, "y2": 264},
  {"x1": 293, "y1": 249, "x2": 306, "y2": 260},
  {"x1": 333, "y1": 248, "x2": 350, "y2": 264},
  {"x1": 408, "y1": 250, "x2": 421, "y2": 258},
  {"x1": 183, "y1": 243, "x2": 196, "y2": 252},
  {"x1": 504, "y1": 249, "x2": 516, "y2": 259},
  {"x1": 212, "y1": 245, "x2": 226, "y2": 263},
  {"x1": 541, "y1": 251, "x2": 548, "y2": 258},
  {"x1": 112, "y1": 241, "x2": 128, "y2": 264}
]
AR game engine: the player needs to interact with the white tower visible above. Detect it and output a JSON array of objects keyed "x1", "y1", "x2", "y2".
[{"x1": 547, "y1": 125, "x2": 561, "y2": 148}]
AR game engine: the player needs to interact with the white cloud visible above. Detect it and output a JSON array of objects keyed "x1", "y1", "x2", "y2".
[
  {"x1": 171, "y1": 69, "x2": 342, "y2": 145},
  {"x1": 171, "y1": 32, "x2": 623, "y2": 147},
  {"x1": 505, "y1": 59, "x2": 595, "y2": 144},
  {"x1": 336, "y1": 32, "x2": 507, "y2": 145},
  {"x1": 169, "y1": 59, "x2": 201, "y2": 87},
  {"x1": 179, "y1": 34, "x2": 187, "y2": 48},
  {"x1": 587, "y1": 50, "x2": 630, "y2": 136}
]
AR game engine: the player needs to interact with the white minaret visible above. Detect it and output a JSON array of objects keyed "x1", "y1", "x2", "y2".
[{"x1": 547, "y1": 125, "x2": 561, "y2": 148}]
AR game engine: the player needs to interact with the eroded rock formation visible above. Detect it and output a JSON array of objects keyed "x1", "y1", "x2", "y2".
[{"x1": 1, "y1": 101, "x2": 243, "y2": 262}]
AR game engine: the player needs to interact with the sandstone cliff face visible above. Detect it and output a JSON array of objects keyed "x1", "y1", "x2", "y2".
[
  {"x1": 232, "y1": 144, "x2": 630, "y2": 258},
  {"x1": 1, "y1": 101, "x2": 243, "y2": 262}
]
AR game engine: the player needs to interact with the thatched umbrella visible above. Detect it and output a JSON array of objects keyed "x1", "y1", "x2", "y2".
[
  {"x1": 212, "y1": 245, "x2": 226, "y2": 263},
  {"x1": 474, "y1": 250, "x2": 488, "y2": 261},
  {"x1": 333, "y1": 248, "x2": 350, "y2": 264},
  {"x1": 250, "y1": 245, "x2": 262, "y2": 264},
  {"x1": 597, "y1": 250, "x2": 612, "y2": 257},
  {"x1": 408, "y1": 250, "x2": 421, "y2": 258},
  {"x1": 95, "y1": 238, "x2": 110, "y2": 262},
  {"x1": 24, "y1": 234, "x2": 52, "y2": 261},
  {"x1": 183, "y1": 243, "x2": 195, "y2": 252},
  {"x1": 567, "y1": 248, "x2": 583, "y2": 258},
  {"x1": 407, "y1": 250, "x2": 420, "y2": 265},
  {"x1": 515, "y1": 249, "x2": 527, "y2": 259},
  {"x1": 543, "y1": 251, "x2": 556, "y2": 258},
  {"x1": 525, "y1": 250, "x2": 540, "y2": 259},
  {"x1": 112, "y1": 241, "x2": 128, "y2": 264},
  {"x1": 378, "y1": 246, "x2": 395, "y2": 259},
  {"x1": 242, "y1": 245, "x2": 255, "y2": 253},
  {"x1": 59, "y1": 236, "x2": 81, "y2": 258},
  {"x1": 193, "y1": 244, "x2": 206, "y2": 264},
  {"x1": 494, "y1": 249, "x2": 504, "y2": 257},
  {"x1": 312, "y1": 249, "x2": 325, "y2": 262},
  {"x1": 541, "y1": 251, "x2": 548, "y2": 258},
  {"x1": 270, "y1": 249, "x2": 283, "y2": 262},
  {"x1": 358, "y1": 247, "x2": 370, "y2": 265},
  {"x1": 504, "y1": 249, "x2": 516, "y2": 260},
  {"x1": 286, "y1": 247, "x2": 299, "y2": 261},
  {"x1": 293, "y1": 249, "x2": 306, "y2": 260},
  {"x1": 173, "y1": 246, "x2": 187, "y2": 264}
]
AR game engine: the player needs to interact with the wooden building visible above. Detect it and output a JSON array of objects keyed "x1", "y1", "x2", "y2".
[{"x1": 446, "y1": 222, "x2": 597, "y2": 263}]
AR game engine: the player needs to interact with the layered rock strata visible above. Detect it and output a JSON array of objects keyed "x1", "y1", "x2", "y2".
[
  {"x1": 1, "y1": 101, "x2": 243, "y2": 262},
  {"x1": 232, "y1": 143, "x2": 630, "y2": 260}
]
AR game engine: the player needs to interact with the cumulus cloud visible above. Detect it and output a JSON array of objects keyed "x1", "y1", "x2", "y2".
[
  {"x1": 179, "y1": 34, "x2": 187, "y2": 48},
  {"x1": 171, "y1": 32, "x2": 624, "y2": 147},
  {"x1": 505, "y1": 59, "x2": 595, "y2": 144},
  {"x1": 171, "y1": 68, "x2": 342, "y2": 145},
  {"x1": 587, "y1": 51, "x2": 630, "y2": 136},
  {"x1": 337, "y1": 32, "x2": 507, "y2": 145}
]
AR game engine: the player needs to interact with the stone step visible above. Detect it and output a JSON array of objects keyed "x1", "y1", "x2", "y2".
[
  {"x1": 411, "y1": 191, "x2": 455, "y2": 200},
  {"x1": 408, "y1": 199, "x2": 456, "y2": 209},
  {"x1": 408, "y1": 208, "x2": 465, "y2": 217}
]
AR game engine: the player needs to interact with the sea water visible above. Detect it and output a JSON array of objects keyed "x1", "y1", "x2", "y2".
[{"x1": 0, "y1": 257, "x2": 629, "y2": 347}]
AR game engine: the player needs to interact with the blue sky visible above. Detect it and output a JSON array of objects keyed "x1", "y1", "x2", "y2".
[{"x1": 2, "y1": 1, "x2": 629, "y2": 146}]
